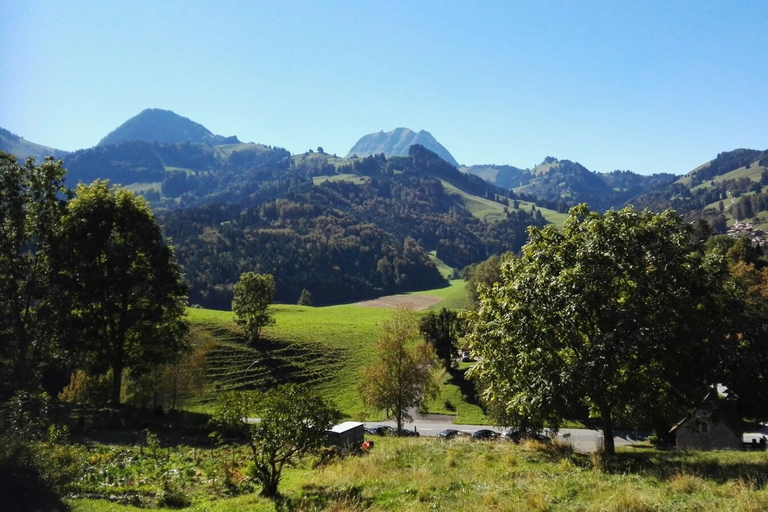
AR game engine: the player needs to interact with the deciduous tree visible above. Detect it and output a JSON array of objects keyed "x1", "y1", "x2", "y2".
[
  {"x1": 214, "y1": 385, "x2": 337, "y2": 498},
  {"x1": 359, "y1": 306, "x2": 439, "y2": 433},
  {"x1": 55, "y1": 181, "x2": 189, "y2": 405},
  {"x1": 466, "y1": 205, "x2": 725, "y2": 454},
  {"x1": 420, "y1": 308, "x2": 460, "y2": 370},
  {"x1": 232, "y1": 272, "x2": 275, "y2": 343},
  {"x1": 721, "y1": 261, "x2": 768, "y2": 420},
  {"x1": 0, "y1": 154, "x2": 68, "y2": 396}
]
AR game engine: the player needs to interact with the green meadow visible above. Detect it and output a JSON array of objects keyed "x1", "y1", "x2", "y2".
[
  {"x1": 66, "y1": 437, "x2": 768, "y2": 511},
  {"x1": 184, "y1": 278, "x2": 482, "y2": 423}
]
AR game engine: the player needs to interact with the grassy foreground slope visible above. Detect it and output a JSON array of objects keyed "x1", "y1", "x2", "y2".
[
  {"x1": 68, "y1": 438, "x2": 768, "y2": 511},
  {"x1": 187, "y1": 305, "x2": 387, "y2": 417},
  {"x1": 186, "y1": 282, "x2": 482, "y2": 422}
]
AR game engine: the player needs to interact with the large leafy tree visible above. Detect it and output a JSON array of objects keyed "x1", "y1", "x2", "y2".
[
  {"x1": 232, "y1": 272, "x2": 275, "y2": 343},
  {"x1": 721, "y1": 261, "x2": 768, "y2": 420},
  {"x1": 54, "y1": 181, "x2": 189, "y2": 405},
  {"x1": 466, "y1": 205, "x2": 725, "y2": 454},
  {"x1": 214, "y1": 385, "x2": 338, "y2": 498},
  {"x1": 420, "y1": 307, "x2": 461, "y2": 370},
  {"x1": 462, "y1": 252, "x2": 511, "y2": 307},
  {"x1": 360, "y1": 306, "x2": 439, "y2": 433},
  {"x1": 0, "y1": 154, "x2": 68, "y2": 396}
]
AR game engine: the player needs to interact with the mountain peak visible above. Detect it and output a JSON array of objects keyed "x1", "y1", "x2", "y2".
[
  {"x1": 346, "y1": 127, "x2": 458, "y2": 167},
  {"x1": 97, "y1": 108, "x2": 240, "y2": 147}
]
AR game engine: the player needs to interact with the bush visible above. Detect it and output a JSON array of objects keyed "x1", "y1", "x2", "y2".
[
  {"x1": 58, "y1": 370, "x2": 111, "y2": 406},
  {"x1": 158, "y1": 472, "x2": 191, "y2": 508},
  {"x1": 0, "y1": 443, "x2": 70, "y2": 512}
]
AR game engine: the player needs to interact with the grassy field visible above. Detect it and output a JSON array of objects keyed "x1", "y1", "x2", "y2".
[
  {"x1": 66, "y1": 438, "x2": 768, "y2": 511},
  {"x1": 312, "y1": 173, "x2": 370, "y2": 185},
  {"x1": 405, "y1": 279, "x2": 468, "y2": 311},
  {"x1": 124, "y1": 182, "x2": 162, "y2": 193},
  {"x1": 185, "y1": 286, "x2": 480, "y2": 422},
  {"x1": 686, "y1": 162, "x2": 766, "y2": 192},
  {"x1": 186, "y1": 305, "x2": 386, "y2": 417},
  {"x1": 440, "y1": 180, "x2": 507, "y2": 223}
]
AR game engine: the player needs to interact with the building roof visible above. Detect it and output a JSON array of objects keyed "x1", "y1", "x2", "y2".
[
  {"x1": 670, "y1": 392, "x2": 743, "y2": 436},
  {"x1": 329, "y1": 421, "x2": 364, "y2": 433}
]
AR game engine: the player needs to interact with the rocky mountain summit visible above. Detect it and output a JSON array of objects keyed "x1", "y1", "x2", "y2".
[{"x1": 346, "y1": 127, "x2": 458, "y2": 167}]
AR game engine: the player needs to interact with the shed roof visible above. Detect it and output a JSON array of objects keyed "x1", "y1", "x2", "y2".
[{"x1": 329, "y1": 421, "x2": 364, "y2": 433}]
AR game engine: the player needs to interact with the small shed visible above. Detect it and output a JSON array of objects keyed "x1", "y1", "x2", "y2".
[
  {"x1": 671, "y1": 393, "x2": 743, "y2": 451},
  {"x1": 327, "y1": 421, "x2": 364, "y2": 449}
]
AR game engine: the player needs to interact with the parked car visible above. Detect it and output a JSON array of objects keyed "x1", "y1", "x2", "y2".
[
  {"x1": 365, "y1": 426, "x2": 394, "y2": 436},
  {"x1": 393, "y1": 428, "x2": 420, "y2": 437},
  {"x1": 500, "y1": 430, "x2": 522, "y2": 442},
  {"x1": 501, "y1": 429, "x2": 549, "y2": 443},
  {"x1": 472, "y1": 429, "x2": 499, "y2": 440},
  {"x1": 438, "y1": 429, "x2": 467, "y2": 440}
]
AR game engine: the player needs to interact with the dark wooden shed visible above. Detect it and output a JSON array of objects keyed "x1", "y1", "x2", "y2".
[{"x1": 327, "y1": 421, "x2": 364, "y2": 449}]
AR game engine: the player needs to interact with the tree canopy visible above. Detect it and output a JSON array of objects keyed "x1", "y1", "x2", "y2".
[
  {"x1": 214, "y1": 385, "x2": 338, "y2": 497},
  {"x1": 465, "y1": 205, "x2": 726, "y2": 454},
  {"x1": 359, "y1": 306, "x2": 439, "y2": 433},
  {"x1": 54, "y1": 181, "x2": 189, "y2": 405},
  {"x1": 232, "y1": 272, "x2": 276, "y2": 343},
  {"x1": 420, "y1": 307, "x2": 461, "y2": 370},
  {"x1": 0, "y1": 154, "x2": 68, "y2": 396}
]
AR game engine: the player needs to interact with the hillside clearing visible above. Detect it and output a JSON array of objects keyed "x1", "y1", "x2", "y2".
[{"x1": 354, "y1": 294, "x2": 442, "y2": 310}]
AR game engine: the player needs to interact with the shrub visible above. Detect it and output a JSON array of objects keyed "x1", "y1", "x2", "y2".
[{"x1": 58, "y1": 370, "x2": 111, "y2": 406}]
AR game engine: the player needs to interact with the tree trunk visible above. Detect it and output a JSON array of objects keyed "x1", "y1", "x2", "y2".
[
  {"x1": 260, "y1": 465, "x2": 280, "y2": 498},
  {"x1": 600, "y1": 404, "x2": 615, "y2": 455},
  {"x1": 111, "y1": 364, "x2": 124, "y2": 405}
]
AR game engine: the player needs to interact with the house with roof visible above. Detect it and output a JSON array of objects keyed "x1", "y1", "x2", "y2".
[{"x1": 670, "y1": 393, "x2": 743, "y2": 451}]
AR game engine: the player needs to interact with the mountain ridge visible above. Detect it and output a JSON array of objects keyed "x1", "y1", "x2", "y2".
[
  {"x1": 0, "y1": 127, "x2": 69, "y2": 161},
  {"x1": 346, "y1": 127, "x2": 459, "y2": 167},
  {"x1": 98, "y1": 108, "x2": 240, "y2": 147}
]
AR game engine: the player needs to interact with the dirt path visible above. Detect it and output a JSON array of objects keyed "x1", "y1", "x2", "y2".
[{"x1": 355, "y1": 294, "x2": 442, "y2": 310}]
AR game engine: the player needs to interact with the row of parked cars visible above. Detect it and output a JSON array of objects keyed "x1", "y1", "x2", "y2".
[
  {"x1": 439, "y1": 428, "x2": 551, "y2": 442},
  {"x1": 365, "y1": 426, "x2": 549, "y2": 442},
  {"x1": 365, "y1": 426, "x2": 420, "y2": 437}
]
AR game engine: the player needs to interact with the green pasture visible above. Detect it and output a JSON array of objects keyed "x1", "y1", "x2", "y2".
[
  {"x1": 124, "y1": 182, "x2": 162, "y2": 193},
  {"x1": 184, "y1": 278, "x2": 478, "y2": 421},
  {"x1": 440, "y1": 180, "x2": 507, "y2": 223},
  {"x1": 312, "y1": 173, "x2": 370, "y2": 185},
  {"x1": 702, "y1": 192, "x2": 768, "y2": 231},
  {"x1": 67, "y1": 437, "x2": 768, "y2": 511},
  {"x1": 163, "y1": 166, "x2": 195, "y2": 175},
  {"x1": 213, "y1": 142, "x2": 271, "y2": 157},
  {"x1": 685, "y1": 161, "x2": 765, "y2": 192}
]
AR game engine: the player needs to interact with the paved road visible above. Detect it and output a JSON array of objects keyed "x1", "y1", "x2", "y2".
[{"x1": 364, "y1": 417, "x2": 647, "y2": 452}]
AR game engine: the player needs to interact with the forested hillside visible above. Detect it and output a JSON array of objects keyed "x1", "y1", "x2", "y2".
[
  {"x1": 464, "y1": 157, "x2": 677, "y2": 211},
  {"x1": 631, "y1": 148, "x2": 768, "y2": 230},
  {"x1": 62, "y1": 140, "x2": 293, "y2": 203},
  {"x1": 161, "y1": 145, "x2": 546, "y2": 308}
]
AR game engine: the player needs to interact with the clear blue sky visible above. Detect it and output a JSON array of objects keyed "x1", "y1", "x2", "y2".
[{"x1": 1, "y1": 0, "x2": 766, "y2": 174}]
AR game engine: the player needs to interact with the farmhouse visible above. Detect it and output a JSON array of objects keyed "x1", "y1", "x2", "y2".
[{"x1": 670, "y1": 393, "x2": 743, "y2": 451}]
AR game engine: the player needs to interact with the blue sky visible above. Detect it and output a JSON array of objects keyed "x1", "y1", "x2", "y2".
[{"x1": 1, "y1": 0, "x2": 766, "y2": 174}]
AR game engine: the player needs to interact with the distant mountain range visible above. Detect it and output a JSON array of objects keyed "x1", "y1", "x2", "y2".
[
  {"x1": 2, "y1": 108, "x2": 766, "y2": 307},
  {"x1": 346, "y1": 127, "x2": 459, "y2": 167},
  {"x1": 462, "y1": 158, "x2": 678, "y2": 211},
  {"x1": 2, "y1": 107, "x2": 765, "y2": 228}
]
